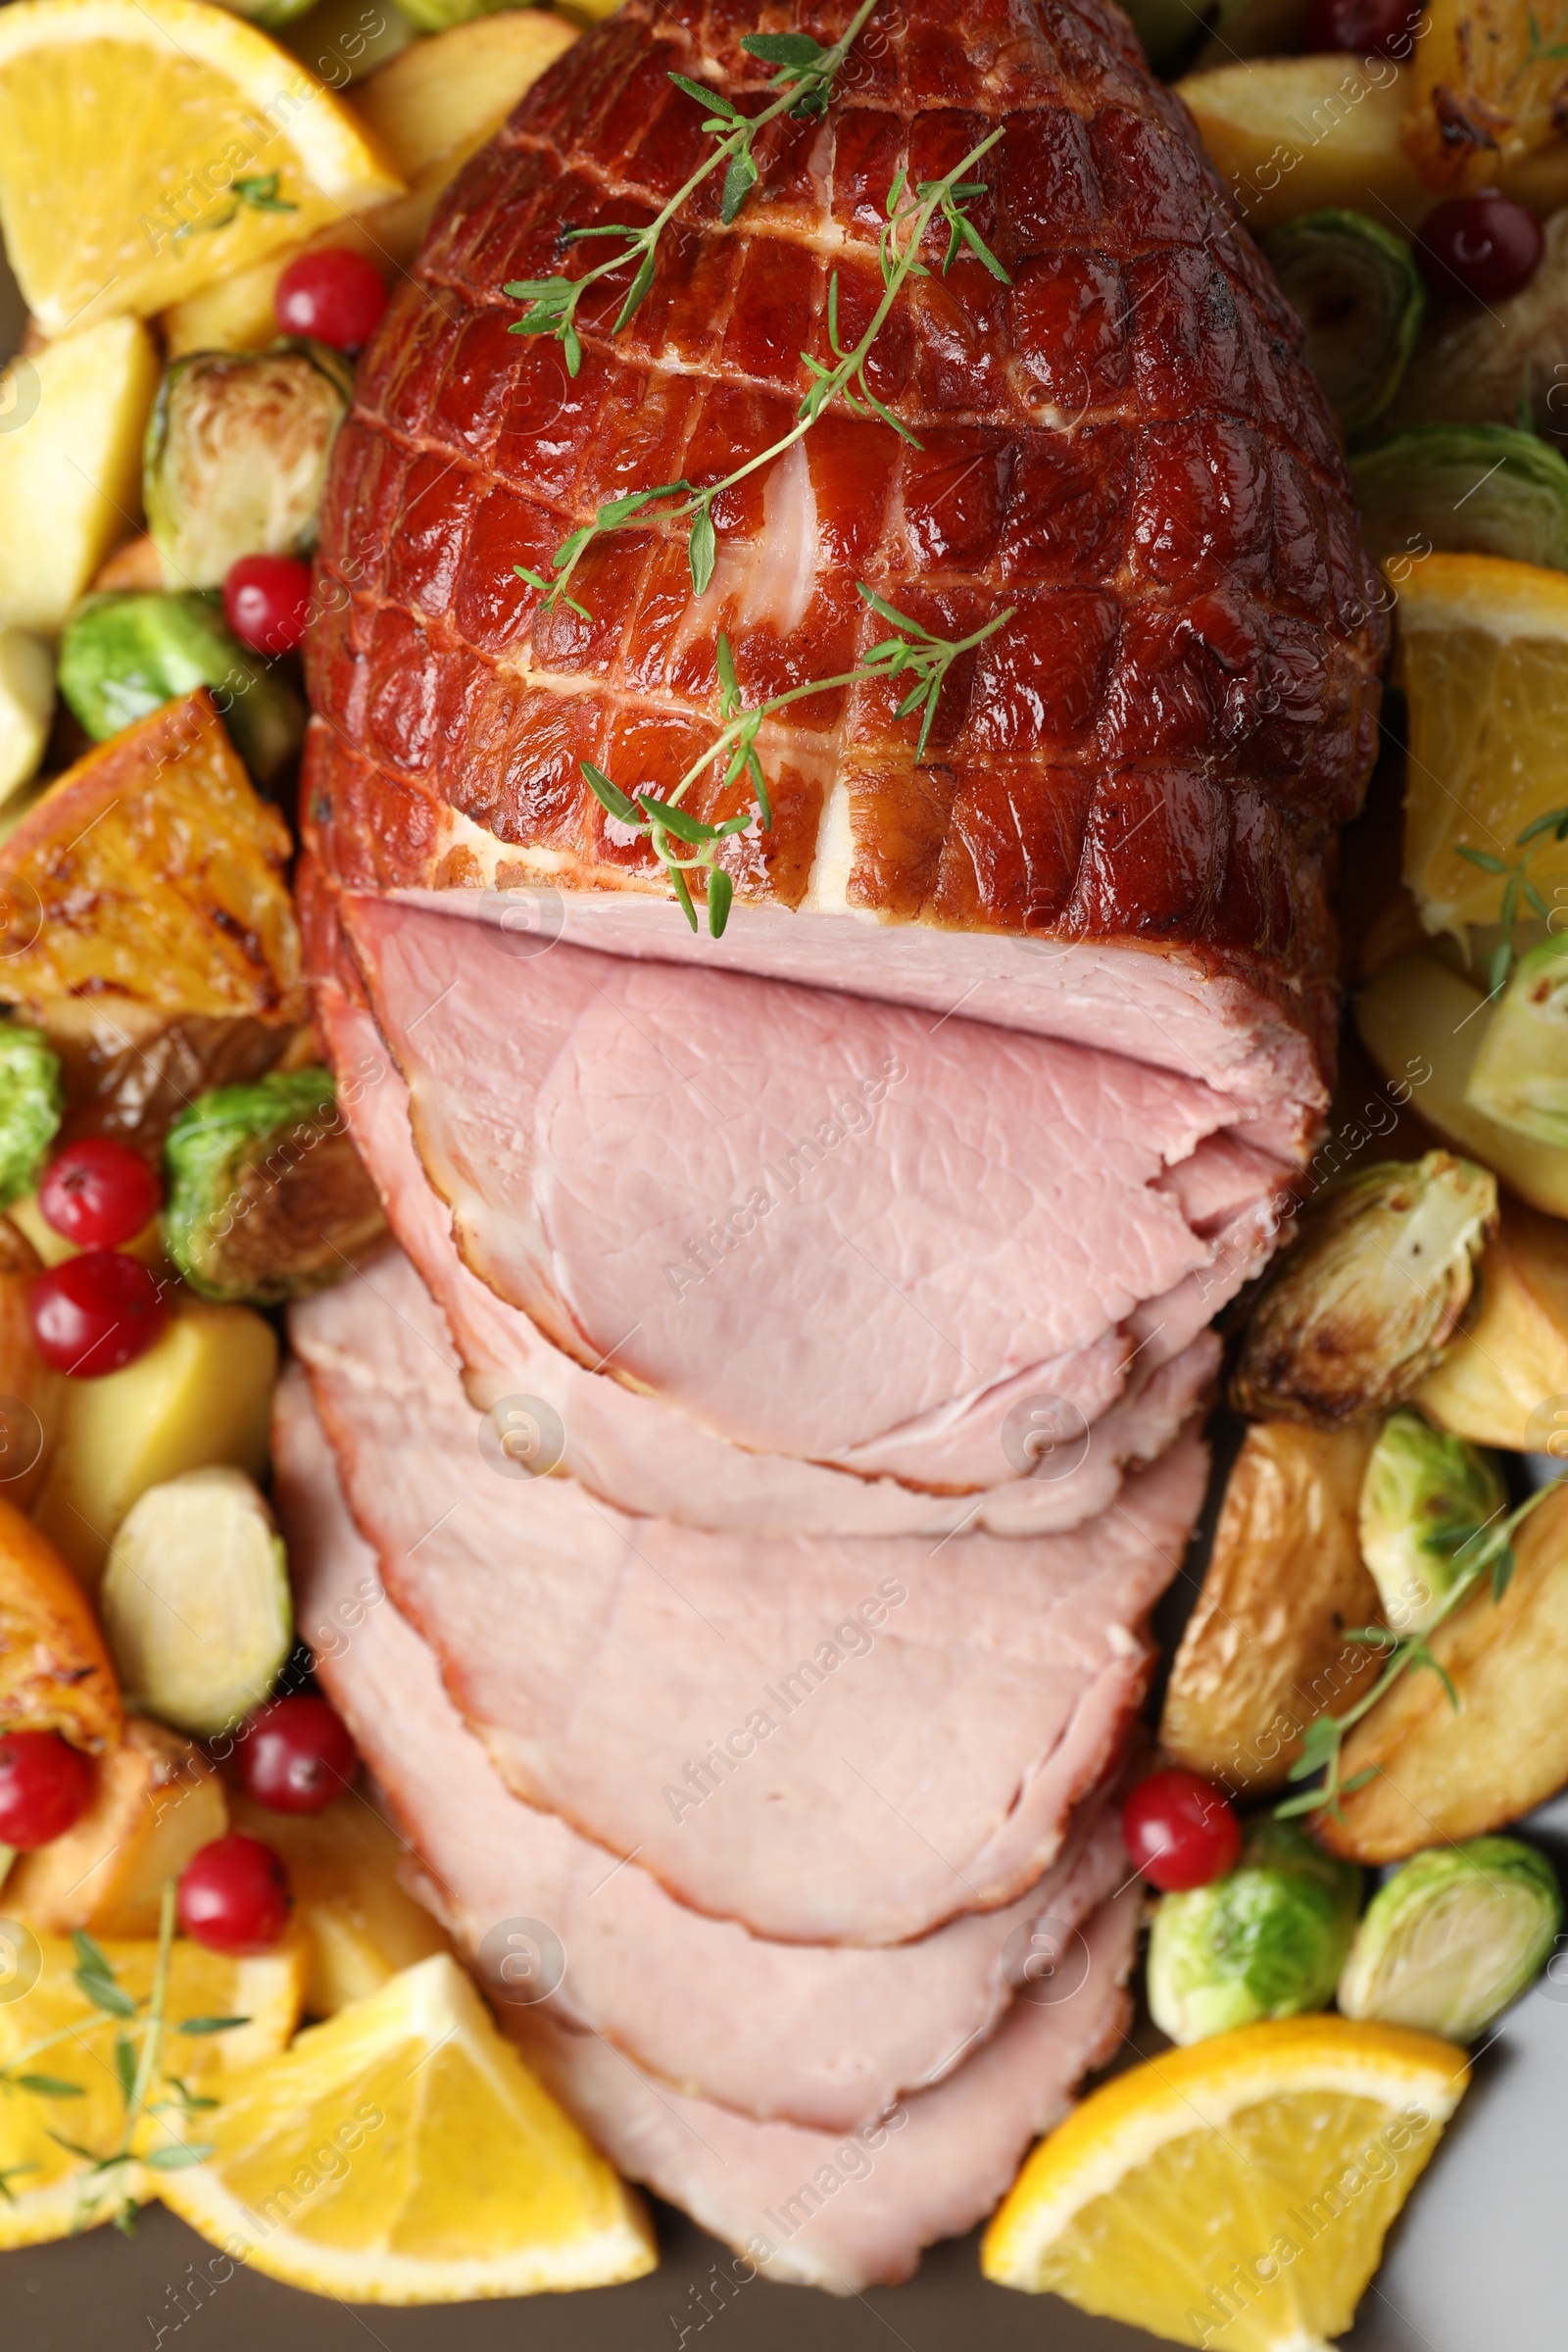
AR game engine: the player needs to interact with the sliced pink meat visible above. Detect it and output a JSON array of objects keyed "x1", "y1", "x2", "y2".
[
  {"x1": 318, "y1": 957, "x2": 1221, "y2": 1537},
  {"x1": 339, "y1": 891, "x2": 1278, "y2": 1487},
  {"x1": 276, "y1": 1362, "x2": 1133, "y2": 2132},
  {"x1": 507, "y1": 1886, "x2": 1141, "y2": 2292},
  {"x1": 290, "y1": 1251, "x2": 1204, "y2": 1945}
]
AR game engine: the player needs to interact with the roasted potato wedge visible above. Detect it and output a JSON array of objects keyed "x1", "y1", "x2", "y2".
[
  {"x1": 0, "y1": 1212, "x2": 62, "y2": 1508},
  {"x1": 1417, "y1": 1200, "x2": 1568, "y2": 1450},
  {"x1": 0, "y1": 690, "x2": 304, "y2": 1026},
  {"x1": 1403, "y1": 0, "x2": 1568, "y2": 193},
  {"x1": 1174, "y1": 56, "x2": 1568, "y2": 238},
  {"x1": 7, "y1": 1716, "x2": 226, "y2": 1935},
  {"x1": 1318, "y1": 1477, "x2": 1568, "y2": 1861},
  {"x1": 229, "y1": 1789, "x2": 452, "y2": 2018},
  {"x1": 0, "y1": 1494, "x2": 119, "y2": 1750},
  {"x1": 1161, "y1": 1423, "x2": 1386, "y2": 1795}
]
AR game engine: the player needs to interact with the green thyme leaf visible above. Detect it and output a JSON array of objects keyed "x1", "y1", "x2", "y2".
[
  {"x1": 176, "y1": 2016, "x2": 252, "y2": 2036},
  {"x1": 639, "y1": 796, "x2": 720, "y2": 844},
  {"x1": 581, "y1": 762, "x2": 642, "y2": 826},
  {"x1": 9, "y1": 2075, "x2": 84, "y2": 2099},
  {"x1": 742, "y1": 30, "x2": 827, "y2": 67},
  {"x1": 514, "y1": 565, "x2": 589, "y2": 621},
  {"x1": 142, "y1": 2142, "x2": 214, "y2": 2172},
  {"x1": 72, "y1": 1935, "x2": 135, "y2": 2020},
  {"x1": 689, "y1": 504, "x2": 717, "y2": 595},
  {"x1": 721, "y1": 148, "x2": 760, "y2": 223},
  {"x1": 669, "y1": 862, "x2": 699, "y2": 933},
  {"x1": 708, "y1": 866, "x2": 735, "y2": 938}
]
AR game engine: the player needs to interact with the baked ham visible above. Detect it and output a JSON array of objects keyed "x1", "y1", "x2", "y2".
[
  {"x1": 320, "y1": 882, "x2": 1257, "y2": 1498},
  {"x1": 289, "y1": 1247, "x2": 1202, "y2": 1945},
  {"x1": 276, "y1": 1360, "x2": 1132, "y2": 2134},
  {"x1": 302, "y1": 0, "x2": 1386, "y2": 1158},
  {"x1": 317, "y1": 951, "x2": 1220, "y2": 1533}
]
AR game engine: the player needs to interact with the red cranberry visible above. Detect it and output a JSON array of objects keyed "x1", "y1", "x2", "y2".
[
  {"x1": 29, "y1": 1250, "x2": 168, "y2": 1378},
  {"x1": 39, "y1": 1137, "x2": 161, "y2": 1250},
  {"x1": 0, "y1": 1731, "x2": 92, "y2": 1849},
  {"x1": 274, "y1": 249, "x2": 386, "y2": 352},
  {"x1": 224, "y1": 554, "x2": 313, "y2": 657},
  {"x1": 1301, "y1": 0, "x2": 1422, "y2": 57},
  {"x1": 177, "y1": 1834, "x2": 292, "y2": 1954},
  {"x1": 1417, "y1": 194, "x2": 1544, "y2": 303},
  {"x1": 237, "y1": 1695, "x2": 359, "y2": 1815},
  {"x1": 1122, "y1": 1769, "x2": 1243, "y2": 1892}
]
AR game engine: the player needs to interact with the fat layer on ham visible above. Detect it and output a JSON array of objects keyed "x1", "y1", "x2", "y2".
[
  {"x1": 275, "y1": 1362, "x2": 1133, "y2": 2132},
  {"x1": 334, "y1": 889, "x2": 1275, "y2": 1489},
  {"x1": 289, "y1": 1250, "x2": 1203, "y2": 1945},
  {"x1": 316, "y1": 933, "x2": 1221, "y2": 1536}
]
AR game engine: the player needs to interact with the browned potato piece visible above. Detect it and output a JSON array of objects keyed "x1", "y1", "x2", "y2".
[
  {"x1": 1160, "y1": 1423, "x2": 1385, "y2": 1795},
  {"x1": 1417, "y1": 1200, "x2": 1568, "y2": 1451},
  {"x1": 1403, "y1": 0, "x2": 1568, "y2": 192},
  {"x1": 0, "y1": 1493, "x2": 119, "y2": 1749},
  {"x1": 7, "y1": 1716, "x2": 226, "y2": 1934},
  {"x1": 1318, "y1": 1479, "x2": 1568, "y2": 1862},
  {"x1": 0, "y1": 1212, "x2": 62, "y2": 1508},
  {"x1": 0, "y1": 690, "x2": 303, "y2": 1026}
]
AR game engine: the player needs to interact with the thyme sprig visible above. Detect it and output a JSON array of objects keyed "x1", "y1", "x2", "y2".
[
  {"x1": 172, "y1": 172, "x2": 297, "y2": 241},
  {"x1": 581, "y1": 592, "x2": 1012, "y2": 937},
  {"x1": 0, "y1": 1885, "x2": 243, "y2": 2232},
  {"x1": 504, "y1": 0, "x2": 880, "y2": 375},
  {"x1": 515, "y1": 125, "x2": 1007, "y2": 614},
  {"x1": 1276, "y1": 1480, "x2": 1555, "y2": 1822},
  {"x1": 1455, "y1": 801, "x2": 1568, "y2": 992}
]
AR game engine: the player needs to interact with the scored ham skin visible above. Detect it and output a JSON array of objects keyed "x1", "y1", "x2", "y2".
[
  {"x1": 276, "y1": 1360, "x2": 1133, "y2": 2131},
  {"x1": 289, "y1": 1248, "x2": 1203, "y2": 1945},
  {"x1": 313, "y1": 917, "x2": 1221, "y2": 1534},
  {"x1": 332, "y1": 887, "x2": 1273, "y2": 1487},
  {"x1": 302, "y1": 0, "x2": 1386, "y2": 1149}
]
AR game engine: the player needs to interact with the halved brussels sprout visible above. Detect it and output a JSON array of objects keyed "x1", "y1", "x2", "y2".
[
  {"x1": 163, "y1": 1066, "x2": 388, "y2": 1305},
  {"x1": 1358, "y1": 1408, "x2": 1506, "y2": 1635},
  {"x1": 1231, "y1": 1152, "x2": 1498, "y2": 1426},
  {"x1": 57, "y1": 590, "x2": 304, "y2": 784},
  {"x1": 1147, "y1": 1817, "x2": 1362, "y2": 2046},
  {"x1": 0, "y1": 1024, "x2": 63, "y2": 1207},
  {"x1": 1465, "y1": 934, "x2": 1568, "y2": 1145},
  {"x1": 143, "y1": 340, "x2": 354, "y2": 590},
  {"x1": 1352, "y1": 424, "x2": 1568, "y2": 575},
  {"x1": 1262, "y1": 212, "x2": 1424, "y2": 440},
  {"x1": 1115, "y1": 0, "x2": 1209, "y2": 71},
  {"x1": 1338, "y1": 1837, "x2": 1562, "y2": 2039}
]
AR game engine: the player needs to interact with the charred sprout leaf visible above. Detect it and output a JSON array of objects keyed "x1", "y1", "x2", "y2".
[
  {"x1": 1352, "y1": 424, "x2": 1568, "y2": 575},
  {"x1": 1147, "y1": 1819, "x2": 1362, "y2": 2045},
  {"x1": 102, "y1": 1468, "x2": 291, "y2": 1738},
  {"x1": 1262, "y1": 212, "x2": 1423, "y2": 440},
  {"x1": 1232, "y1": 1153, "x2": 1498, "y2": 1426},
  {"x1": 143, "y1": 342, "x2": 352, "y2": 589},
  {"x1": 0, "y1": 1023, "x2": 62, "y2": 1206},
  {"x1": 58, "y1": 592, "x2": 305, "y2": 787},
  {"x1": 1358, "y1": 1409, "x2": 1507, "y2": 1637},
  {"x1": 163, "y1": 1066, "x2": 387, "y2": 1305},
  {"x1": 1464, "y1": 934, "x2": 1568, "y2": 1142},
  {"x1": 1338, "y1": 1837, "x2": 1562, "y2": 2038}
]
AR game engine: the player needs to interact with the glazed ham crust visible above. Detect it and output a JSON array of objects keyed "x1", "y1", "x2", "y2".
[{"x1": 303, "y1": 0, "x2": 1385, "y2": 1075}]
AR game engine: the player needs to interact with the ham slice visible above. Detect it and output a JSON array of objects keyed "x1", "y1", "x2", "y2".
[
  {"x1": 311, "y1": 896, "x2": 1220, "y2": 1536},
  {"x1": 276, "y1": 1361, "x2": 1134, "y2": 2132},
  {"x1": 506, "y1": 1886, "x2": 1140, "y2": 2292},
  {"x1": 333, "y1": 888, "x2": 1272, "y2": 1490},
  {"x1": 289, "y1": 1249, "x2": 1203, "y2": 1944},
  {"x1": 302, "y1": 0, "x2": 1387, "y2": 1166}
]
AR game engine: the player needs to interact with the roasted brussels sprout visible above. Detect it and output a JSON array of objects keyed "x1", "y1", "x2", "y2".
[
  {"x1": 163, "y1": 1066, "x2": 388, "y2": 1305},
  {"x1": 1147, "y1": 1817, "x2": 1362, "y2": 2045},
  {"x1": 1464, "y1": 935, "x2": 1568, "y2": 1146},
  {"x1": 1262, "y1": 212, "x2": 1423, "y2": 440},
  {"x1": 1338, "y1": 1837, "x2": 1562, "y2": 2038},
  {"x1": 0, "y1": 1024, "x2": 63, "y2": 1208},
  {"x1": 57, "y1": 590, "x2": 304, "y2": 784},
  {"x1": 1352, "y1": 425, "x2": 1568, "y2": 575},
  {"x1": 1358, "y1": 1409, "x2": 1506, "y2": 1636},
  {"x1": 1231, "y1": 1153, "x2": 1497, "y2": 1426},
  {"x1": 102, "y1": 1467, "x2": 291, "y2": 1737},
  {"x1": 143, "y1": 341, "x2": 354, "y2": 590}
]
